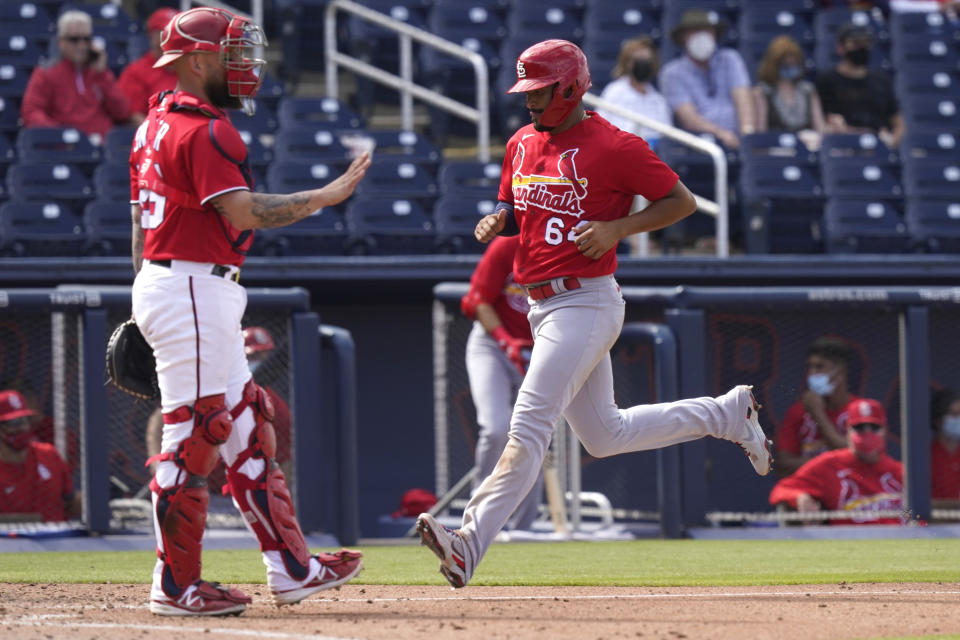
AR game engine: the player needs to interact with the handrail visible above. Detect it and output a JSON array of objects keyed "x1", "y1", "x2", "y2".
[
  {"x1": 582, "y1": 93, "x2": 729, "y2": 258},
  {"x1": 324, "y1": 0, "x2": 490, "y2": 161}
]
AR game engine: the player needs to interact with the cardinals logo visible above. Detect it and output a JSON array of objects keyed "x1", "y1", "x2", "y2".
[{"x1": 511, "y1": 143, "x2": 588, "y2": 218}]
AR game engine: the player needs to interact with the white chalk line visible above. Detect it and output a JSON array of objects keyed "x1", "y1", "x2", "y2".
[{"x1": 0, "y1": 619, "x2": 361, "y2": 640}]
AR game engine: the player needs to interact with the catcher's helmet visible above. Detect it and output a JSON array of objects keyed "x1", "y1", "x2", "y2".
[
  {"x1": 154, "y1": 7, "x2": 266, "y2": 115},
  {"x1": 507, "y1": 39, "x2": 592, "y2": 128}
]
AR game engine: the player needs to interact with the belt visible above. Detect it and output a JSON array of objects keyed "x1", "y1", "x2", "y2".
[
  {"x1": 524, "y1": 277, "x2": 581, "y2": 301},
  {"x1": 150, "y1": 259, "x2": 240, "y2": 283}
]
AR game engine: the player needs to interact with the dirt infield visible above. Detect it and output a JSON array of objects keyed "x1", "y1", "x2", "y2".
[{"x1": 1, "y1": 582, "x2": 958, "y2": 639}]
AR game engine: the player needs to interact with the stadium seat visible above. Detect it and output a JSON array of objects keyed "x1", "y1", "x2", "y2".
[
  {"x1": 0, "y1": 31, "x2": 49, "y2": 66},
  {"x1": 890, "y1": 9, "x2": 960, "y2": 42},
  {"x1": 821, "y1": 198, "x2": 910, "y2": 254},
  {"x1": 0, "y1": 2, "x2": 54, "y2": 38},
  {"x1": 82, "y1": 199, "x2": 131, "y2": 256},
  {"x1": 277, "y1": 98, "x2": 363, "y2": 130},
  {"x1": 256, "y1": 209, "x2": 350, "y2": 256},
  {"x1": 0, "y1": 134, "x2": 14, "y2": 199},
  {"x1": 433, "y1": 194, "x2": 496, "y2": 253},
  {"x1": 103, "y1": 126, "x2": 135, "y2": 163},
  {"x1": 365, "y1": 130, "x2": 441, "y2": 165},
  {"x1": 0, "y1": 200, "x2": 84, "y2": 257},
  {"x1": 235, "y1": 130, "x2": 273, "y2": 169},
  {"x1": 905, "y1": 198, "x2": 960, "y2": 253},
  {"x1": 0, "y1": 96, "x2": 19, "y2": 134},
  {"x1": 902, "y1": 158, "x2": 960, "y2": 200},
  {"x1": 17, "y1": 127, "x2": 102, "y2": 166},
  {"x1": 821, "y1": 158, "x2": 902, "y2": 200},
  {"x1": 899, "y1": 131, "x2": 958, "y2": 162},
  {"x1": 343, "y1": 196, "x2": 434, "y2": 255},
  {"x1": 818, "y1": 133, "x2": 897, "y2": 165},
  {"x1": 895, "y1": 66, "x2": 960, "y2": 103},
  {"x1": 6, "y1": 162, "x2": 94, "y2": 204},
  {"x1": 901, "y1": 97, "x2": 960, "y2": 133},
  {"x1": 891, "y1": 37, "x2": 959, "y2": 69},
  {"x1": 507, "y1": 3, "x2": 586, "y2": 44},
  {"x1": 234, "y1": 100, "x2": 279, "y2": 139},
  {"x1": 60, "y1": 2, "x2": 138, "y2": 40},
  {"x1": 273, "y1": 126, "x2": 353, "y2": 163},
  {"x1": 739, "y1": 158, "x2": 824, "y2": 254},
  {"x1": 427, "y1": 2, "x2": 507, "y2": 43},
  {"x1": 737, "y1": 6, "x2": 813, "y2": 46},
  {"x1": 437, "y1": 160, "x2": 502, "y2": 198},
  {"x1": 266, "y1": 160, "x2": 347, "y2": 207},
  {"x1": 347, "y1": 0, "x2": 430, "y2": 75},
  {"x1": 353, "y1": 156, "x2": 438, "y2": 206},
  {"x1": 0, "y1": 64, "x2": 30, "y2": 99},
  {"x1": 92, "y1": 161, "x2": 130, "y2": 202},
  {"x1": 739, "y1": 132, "x2": 816, "y2": 165},
  {"x1": 583, "y1": 5, "x2": 662, "y2": 43}
]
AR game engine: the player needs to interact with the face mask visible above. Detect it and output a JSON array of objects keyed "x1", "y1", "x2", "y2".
[
  {"x1": 807, "y1": 372, "x2": 835, "y2": 396},
  {"x1": 943, "y1": 415, "x2": 960, "y2": 440},
  {"x1": 844, "y1": 47, "x2": 870, "y2": 67},
  {"x1": 2, "y1": 429, "x2": 34, "y2": 451},
  {"x1": 850, "y1": 427, "x2": 884, "y2": 457},
  {"x1": 779, "y1": 64, "x2": 802, "y2": 81},
  {"x1": 630, "y1": 59, "x2": 654, "y2": 83},
  {"x1": 686, "y1": 32, "x2": 716, "y2": 62}
]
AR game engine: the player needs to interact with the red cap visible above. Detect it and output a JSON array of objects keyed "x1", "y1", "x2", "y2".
[
  {"x1": 243, "y1": 326, "x2": 275, "y2": 355},
  {"x1": 0, "y1": 390, "x2": 36, "y2": 422},
  {"x1": 391, "y1": 489, "x2": 437, "y2": 518},
  {"x1": 147, "y1": 7, "x2": 178, "y2": 33},
  {"x1": 846, "y1": 398, "x2": 887, "y2": 428}
]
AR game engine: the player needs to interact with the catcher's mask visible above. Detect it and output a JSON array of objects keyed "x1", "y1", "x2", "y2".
[
  {"x1": 154, "y1": 7, "x2": 266, "y2": 116},
  {"x1": 507, "y1": 39, "x2": 592, "y2": 128}
]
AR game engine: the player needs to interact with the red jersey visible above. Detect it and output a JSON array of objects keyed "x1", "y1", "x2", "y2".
[
  {"x1": 129, "y1": 91, "x2": 253, "y2": 266},
  {"x1": 931, "y1": 440, "x2": 960, "y2": 500},
  {"x1": 466, "y1": 236, "x2": 532, "y2": 341},
  {"x1": 776, "y1": 397, "x2": 859, "y2": 460},
  {"x1": 21, "y1": 59, "x2": 131, "y2": 137},
  {"x1": 498, "y1": 111, "x2": 678, "y2": 284},
  {"x1": 116, "y1": 51, "x2": 178, "y2": 116},
  {"x1": 769, "y1": 448, "x2": 903, "y2": 525},
  {"x1": 0, "y1": 442, "x2": 74, "y2": 522}
]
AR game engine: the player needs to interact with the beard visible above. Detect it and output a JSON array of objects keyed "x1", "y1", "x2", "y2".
[
  {"x1": 204, "y1": 75, "x2": 242, "y2": 110},
  {"x1": 530, "y1": 110, "x2": 553, "y2": 132}
]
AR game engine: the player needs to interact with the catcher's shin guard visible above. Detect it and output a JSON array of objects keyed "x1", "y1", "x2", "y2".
[
  {"x1": 226, "y1": 380, "x2": 308, "y2": 579},
  {"x1": 152, "y1": 474, "x2": 210, "y2": 596},
  {"x1": 148, "y1": 394, "x2": 234, "y2": 477}
]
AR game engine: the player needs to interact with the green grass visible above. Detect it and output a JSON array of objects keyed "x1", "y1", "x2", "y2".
[{"x1": 1, "y1": 539, "x2": 958, "y2": 586}]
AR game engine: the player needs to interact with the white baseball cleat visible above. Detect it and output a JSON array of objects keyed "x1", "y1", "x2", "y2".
[
  {"x1": 734, "y1": 385, "x2": 774, "y2": 476},
  {"x1": 150, "y1": 580, "x2": 250, "y2": 616},
  {"x1": 416, "y1": 512, "x2": 469, "y2": 588},
  {"x1": 271, "y1": 550, "x2": 364, "y2": 606}
]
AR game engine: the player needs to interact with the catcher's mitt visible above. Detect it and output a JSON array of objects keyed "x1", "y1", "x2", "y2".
[{"x1": 105, "y1": 319, "x2": 160, "y2": 401}]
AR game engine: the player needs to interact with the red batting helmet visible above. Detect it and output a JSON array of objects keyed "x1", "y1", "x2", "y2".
[
  {"x1": 153, "y1": 7, "x2": 266, "y2": 112},
  {"x1": 243, "y1": 326, "x2": 275, "y2": 356},
  {"x1": 507, "y1": 39, "x2": 592, "y2": 128}
]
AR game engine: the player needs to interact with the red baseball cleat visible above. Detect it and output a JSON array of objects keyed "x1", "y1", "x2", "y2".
[
  {"x1": 150, "y1": 580, "x2": 251, "y2": 616},
  {"x1": 271, "y1": 550, "x2": 364, "y2": 606}
]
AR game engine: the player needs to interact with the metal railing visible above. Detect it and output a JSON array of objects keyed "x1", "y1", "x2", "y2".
[
  {"x1": 582, "y1": 93, "x2": 730, "y2": 258},
  {"x1": 324, "y1": 0, "x2": 491, "y2": 161}
]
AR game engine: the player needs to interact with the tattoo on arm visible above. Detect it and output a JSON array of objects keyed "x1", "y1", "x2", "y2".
[{"x1": 213, "y1": 192, "x2": 315, "y2": 229}]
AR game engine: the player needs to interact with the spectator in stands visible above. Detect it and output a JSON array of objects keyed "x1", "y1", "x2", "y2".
[
  {"x1": 21, "y1": 10, "x2": 131, "y2": 142},
  {"x1": 596, "y1": 36, "x2": 672, "y2": 150},
  {"x1": 769, "y1": 397, "x2": 904, "y2": 525},
  {"x1": 659, "y1": 8, "x2": 755, "y2": 149},
  {"x1": 776, "y1": 337, "x2": 860, "y2": 477},
  {"x1": 815, "y1": 23, "x2": 904, "y2": 148},
  {"x1": 0, "y1": 389, "x2": 80, "y2": 523},
  {"x1": 930, "y1": 388, "x2": 960, "y2": 510},
  {"x1": 752, "y1": 35, "x2": 826, "y2": 151},
  {"x1": 117, "y1": 8, "x2": 179, "y2": 125}
]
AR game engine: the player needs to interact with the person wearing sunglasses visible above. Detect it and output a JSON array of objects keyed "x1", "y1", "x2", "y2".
[
  {"x1": 21, "y1": 10, "x2": 131, "y2": 141},
  {"x1": 769, "y1": 397, "x2": 904, "y2": 525}
]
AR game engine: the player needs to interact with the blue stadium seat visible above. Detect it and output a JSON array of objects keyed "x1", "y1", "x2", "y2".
[
  {"x1": 901, "y1": 96, "x2": 960, "y2": 133},
  {"x1": 895, "y1": 66, "x2": 960, "y2": 102},
  {"x1": 0, "y1": 134, "x2": 14, "y2": 199},
  {"x1": 890, "y1": 9, "x2": 960, "y2": 42},
  {"x1": 0, "y1": 64, "x2": 30, "y2": 99},
  {"x1": 737, "y1": 7, "x2": 814, "y2": 46},
  {"x1": 739, "y1": 132, "x2": 816, "y2": 165},
  {"x1": 902, "y1": 158, "x2": 960, "y2": 200},
  {"x1": 103, "y1": 125, "x2": 135, "y2": 163},
  {"x1": 277, "y1": 97, "x2": 363, "y2": 130},
  {"x1": 17, "y1": 127, "x2": 102, "y2": 166},
  {"x1": 6, "y1": 162, "x2": 94, "y2": 204},
  {"x1": 273, "y1": 126, "x2": 352, "y2": 163},
  {"x1": 581, "y1": 37, "x2": 625, "y2": 86},
  {"x1": 821, "y1": 198, "x2": 910, "y2": 254},
  {"x1": 257, "y1": 209, "x2": 350, "y2": 256},
  {"x1": 427, "y1": 3, "x2": 507, "y2": 43},
  {"x1": 0, "y1": 31, "x2": 49, "y2": 66},
  {"x1": 437, "y1": 160, "x2": 502, "y2": 197},
  {"x1": 891, "y1": 37, "x2": 959, "y2": 70},
  {"x1": 905, "y1": 198, "x2": 960, "y2": 253},
  {"x1": 0, "y1": 96, "x2": 19, "y2": 134},
  {"x1": 92, "y1": 161, "x2": 129, "y2": 202},
  {"x1": 365, "y1": 130, "x2": 442, "y2": 165},
  {"x1": 0, "y1": 2, "x2": 54, "y2": 37},
  {"x1": 353, "y1": 156, "x2": 438, "y2": 206},
  {"x1": 255, "y1": 72, "x2": 285, "y2": 108},
  {"x1": 818, "y1": 133, "x2": 897, "y2": 166},
  {"x1": 82, "y1": 199, "x2": 130, "y2": 256},
  {"x1": 234, "y1": 100, "x2": 279, "y2": 139},
  {"x1": 59, "y1": 2, "x2": 139, "y2": 40},
  {"x1": 739, "y1": 157, "x2": 824, "y2": 253},
  {"x1": 507, "y1": 3, "x2": 585, "y2": 45},
  {"x1": 343, "y1": 196, "x2": 434, "y2": 255},
  {"x1": 584, "y1": 5, "x2": 662, "y2": 43},
  {"x1": 266, "y1": 160, "x2": 346, "y2": 205},
  {"x1": 0, "y1": 200, "x2": 84, "y2": 256},
  {"x1": 347, "y1": 0, "x2": 430, "y2": 74},
  {"x1": 433, "y1": 194, "x2": 496, "y2": 254},
  {"x1": 900, "y1": 131, "x2": 958, "y2": 162},
  {"x1": 236, "y1": 130, "x2": 273, "y2": 169},
  {"x1": 821, "y1": 158, "x2": 902, "y2": 200}
]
